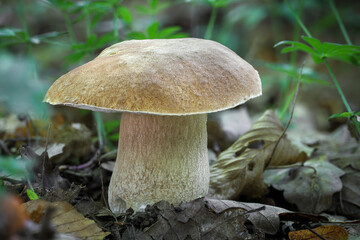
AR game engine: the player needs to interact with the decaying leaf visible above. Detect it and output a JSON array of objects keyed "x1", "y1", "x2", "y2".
[
  {"x1": 209, "y1": 110, "x2": 304, "y2": 200},
  {"x1": 205, "y1": 198, "x2": 290, "y2": 235},
  {"x1": 330, "y1": 167, "x2": 360, "y2": 219},
  {"x1": 35, "y1": 143, "x2": 65, "y2": 159},
  {"x1": 264, "y1": 158, "x2": 344, "y2": 213},
  {"x1": 24, "y1": 199, "x2": 110, "y2": 240},
  {"x1": 51, "y1": 123, "x2": 93, "y2": 165},
  {"x1": 331, "y1": 147, "x2": 360, "y2": 171},
  {"x1": 288, "y1": 225, "x2": 348, "y2": 240},
  {"x1": 122, "y1": 198, "x2": 259, "y2": 240}
]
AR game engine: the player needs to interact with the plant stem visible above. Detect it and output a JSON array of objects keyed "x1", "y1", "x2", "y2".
[
  {"x1": 284, "y1": 0, "x2": 312, "y2": 38},
  {"x1": 18, "y1": 0, "x2": 38, "y2": 82},
  {"x1": 94, "y1": 111, "x2": 105, "y2": 150},
  {"x1": 113, "y1": 7, "x2": 119, "y2": 40},
  {"x1": 279, "y1": 0, "x2": 303, "y2": 120},
  {"x1": 205, "y1": 7, "x2": 218, "y2": 40},
  {"x1": 84, "y1": 1, "x2": 91, "y2": 39},
  {"x1": 64, "y1": 11, "x2": 77, "y2": 44},
  {"x1": 328, "y1": 0, "x2": 352, "y2": 45},
  {"x1": 324, "y1": 59, "x2": 352, "y2": 112},
  {"x1": 18, "y1": 0, "x2": 29, "y2": 41}
]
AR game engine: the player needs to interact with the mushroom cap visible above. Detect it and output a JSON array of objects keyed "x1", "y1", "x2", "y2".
[{"x1": 44, "y1": 38, "x2": 262, "y2": 115}]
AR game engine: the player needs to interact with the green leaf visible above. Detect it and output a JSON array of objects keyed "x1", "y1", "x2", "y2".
[
  {"x1": 150, "y1": 0, "x2": 158, "y2": 9},
  {"x1": 91, "y1": 11, "x2": 106, "y2": 30},
  {"x1": 95, "y1": 32, "x2": 117, "y2": 48},
  {"x1": 26, "y1": 189, "x2": 39, "y2": 200},
  {"x1": 164, "y1": 32, "x2": 189, "y2": 39},
  {"x1": 136, "y1": 0, "x2": 170, "y2": 16},
  {"x1": 275, "y1": 40, "x2": 319, "y2": 56},
  {"x1": 109, "y1": 133, "x2": 119, "y2": 141},
  {"x1": 329, "y1": 111, "x2": 354, "y2": 120},
  {"x1": 155, "y1": 2, "x2": 171, "y2": 12},
  {"x1": 157, "y1": 26, "x2": 181, "y2": 38},
  {"x1": 117, "y1": 6, "x2": 132, "y2": 24},
  {"x1": 104, "y1": 120, "x2": 120, "y2": 134},
  {"x1": 0, "y1": 28, "x2": 22, "y2": 37},
  {"x1": 147, "y1": 22, "x2": 160, "y2": 38},
  {"x1": 65, "y1": 51, "x2": 87, "y2": 65},
  {"x1": 136, "y1": 5, "x2": 152, "y2": 15},
  {"x1": 210, "y1": 0, "x2": 231, "y2": 8},
  {"x1": 302, "y1": 36, "x2": 323, "y2": 53},
  {"x1": 0, "y1": 156, "x2": 31, "y2": 179},
  {"x1": 127, "y1": 31, "x2": 146, "y2": 39},
  {"x1": 264, "y1": 62, "x2": 329, "y2": 85},
  {"x1": 49, "y1": 0, "x2": 78, "y2": 12}
]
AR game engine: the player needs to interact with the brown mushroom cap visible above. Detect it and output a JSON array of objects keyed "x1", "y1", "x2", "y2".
[{"x1": 44, "y1": 38, "x2": 261, "y2": 115}]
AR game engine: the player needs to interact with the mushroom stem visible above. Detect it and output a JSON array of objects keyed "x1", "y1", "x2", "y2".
[{"x1": 108, "y1": 112, "x2": 209, "y2": 213}]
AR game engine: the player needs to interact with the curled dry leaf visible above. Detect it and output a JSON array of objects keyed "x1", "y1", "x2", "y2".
[
  {"x1": 209, "y1": 110, "x2": 305, "y2": 200},
  {"x1": 24, "y1": 199, "x2": 110, "y2": 240},
  {"x1": 288, "y1": 225, "x2": 348, "y2": 240}
]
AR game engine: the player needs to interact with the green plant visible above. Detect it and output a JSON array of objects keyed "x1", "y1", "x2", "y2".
[
  {"x1": 0, "y1": 156, "x2": 33, "y2": 195},
  {"x1": 275, "y1": 0, "x2": 360, "y2": 140}
]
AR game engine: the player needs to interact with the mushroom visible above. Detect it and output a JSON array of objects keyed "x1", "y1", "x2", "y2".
[{"x1": 44, "y1": 38, "x2": 262, "y2": 213}]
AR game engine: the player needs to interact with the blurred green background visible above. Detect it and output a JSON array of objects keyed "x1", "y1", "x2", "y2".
[{"x1": 0, "y1": 0, "x2": 359, "y2": 130}]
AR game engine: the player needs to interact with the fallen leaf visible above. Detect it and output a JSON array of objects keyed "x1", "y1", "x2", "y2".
[
  {"x1": 50, "y1": 123, "x2": 93, "y2": 165},
  {"x1": 330, "y1": 167, "x2": 360, "y2": 219},
  {"x1": 215, "y1": 107, "x2": 252, "y2": 142},
  {"x1": 121, "y1": 198, "x2": 264, "y2": 239},
  {"x1": 331, "y1": 147, "x2": 360, "y2": 171},
  {"x1": 35, "y1": 143, "x2": 65, "y2": 159},
  {"x1": 209, "y1": 110, "x2": 304, "y2": 200},
  {"x1": 264, "y1": 157, "x2": 344, "y2": 213},
  {"x1": 205, "y1": 198, "x2": 290, "y2": 235},
  {"x1": 288, "y1": 225, "x2": 348, "y2": 240},
  {"x1": 24, "y1": 199, "x2": 110, "y2": 240}
]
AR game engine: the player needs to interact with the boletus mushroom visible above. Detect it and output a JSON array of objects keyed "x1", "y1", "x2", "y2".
[{"x1": 44, "y1": 38, "x2": 262, "y2": 213}]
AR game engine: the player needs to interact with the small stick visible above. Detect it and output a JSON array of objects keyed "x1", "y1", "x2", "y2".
[
  {"x1": 41, "y1": 124, "x2": 51, "y2": 196},
  {"x1": 302, "y1": 224, "x2": 327, "y2": 240},
  {"x1": 0, "y1": 139, "x2": 11, "y2": 155},
  {"x1": 58, "y1": 150, "x2": 100, "y2": 171},
  {"x1": 265, "y1": 60, "x2": 305, "y2": 169}
]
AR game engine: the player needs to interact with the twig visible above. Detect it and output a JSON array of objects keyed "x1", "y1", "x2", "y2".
[
  {"x1": 18, "y1": 114, "x2": 31, "y2": 146},
  {"x1": 58, "y1": 149, "x2": 100, "y2": 171},
  {"x1": 302, "y1": 224, "x2": 327, "y2": 240},
  {"x1": 0, "y1": 139, "x2": 11, "y2": 155},
  {"x1": 41, "y1": 124, "x2": 51, "y2": 196},
  {"x1": 243, "y1": 206, "x2": 266, "y2": 215},
  {"x1": 265, "y1": 60, "x2": 305, "y2": 169}
]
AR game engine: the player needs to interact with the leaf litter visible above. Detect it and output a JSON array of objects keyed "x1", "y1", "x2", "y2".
[
  {"x1": 209, "y1": 110, "x2": 306, "y2": 200},
  {"x1": 1, "y1": 91, "x2": 360, "y2": 239}
]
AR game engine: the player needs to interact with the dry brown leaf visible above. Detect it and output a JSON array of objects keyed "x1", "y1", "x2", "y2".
[
  {"x1": 24, "y1": 199, "x2": 110, "y2": 240},
  {"x1": 209, "y1": 110, "x2": 305, "y2": 200},
  {"x1": 288, "y1": 225, "x2": 348, "y2": 240}
]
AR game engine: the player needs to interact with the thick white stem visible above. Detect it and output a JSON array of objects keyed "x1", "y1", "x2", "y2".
[{"x1": 108, "y1": 113, "x2": 209, "y2": 213}]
